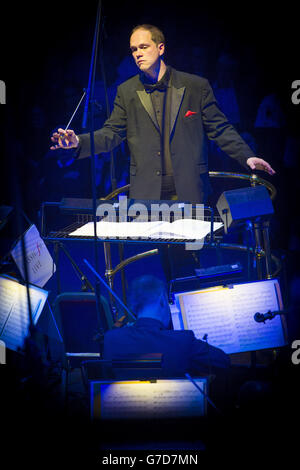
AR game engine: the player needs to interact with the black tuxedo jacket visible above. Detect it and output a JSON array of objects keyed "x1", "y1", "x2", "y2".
[
  {"x1": 77, "y1": 68, "x2": 255, "y2": 203},
  {"x1": 103, "y1": 317, "x2": 230, "y2": 378}
]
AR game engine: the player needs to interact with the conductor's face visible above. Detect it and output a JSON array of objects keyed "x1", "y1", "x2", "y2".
[{"x1": 130, "y1": 29, "x2": 164, "y2": 77}]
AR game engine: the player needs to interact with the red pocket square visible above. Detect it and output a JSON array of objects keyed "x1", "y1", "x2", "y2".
[{"x1": 185, "y1": 110, "x2": 197, "y2": 117}]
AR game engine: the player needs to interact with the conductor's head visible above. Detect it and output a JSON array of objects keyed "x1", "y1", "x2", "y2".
[{"x1": 128, "y1": 275, "x2": 171, "y2": 328}]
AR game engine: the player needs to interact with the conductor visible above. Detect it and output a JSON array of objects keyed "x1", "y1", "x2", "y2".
[{"x1": 50, "y1": 24, "x2": 275, "y2": 204}]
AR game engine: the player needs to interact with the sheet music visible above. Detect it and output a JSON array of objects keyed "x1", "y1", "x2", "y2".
[
  {"x1": 96, "y1": 379, "x2": 207, "y2": 419},
  {"x1": 173, "y1": 279, "x2": 286, "y2": 354},
  {"x1": 0, "y1": 276, "x2": 48, "y2": 352},
  {"x1": 70, "y1": 220, "x2": 162, "y2": 238},
  {"x1": 11, "y1": 224, "x2": 56, "y2": 287},
  {"x1": 70, "y1": 219, "x2": 223, "y2": 240},
  {"x1": 168, "y1": 218, "x2": 222, "y2": 239}
]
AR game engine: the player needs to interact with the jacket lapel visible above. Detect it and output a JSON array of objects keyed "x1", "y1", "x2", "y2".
[
  {"x1": 136, "y1": 90, "x2": 160, "y2": 131},
  {"x1": 136, "y1": 69, "x2": 186, "y2": 136},
  {"x1": 170, "y1": 85, "x2": 185, "y2": 136}
]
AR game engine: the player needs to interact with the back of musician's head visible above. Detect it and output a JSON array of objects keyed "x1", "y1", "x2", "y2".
[
  {"x1": 130, "y1": 24, "x2": 166, "y2": 46},
  {"x1": 128, "y1": 275, "x2": 170, "y2": 326}
]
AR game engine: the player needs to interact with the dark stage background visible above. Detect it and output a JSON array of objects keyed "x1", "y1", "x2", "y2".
[
  {"x1": 2, "y1": 1, "x2": 300, "y2": 242},
  {"x1": 1, "y1": 0, "x2": 300, "y2": 463}
]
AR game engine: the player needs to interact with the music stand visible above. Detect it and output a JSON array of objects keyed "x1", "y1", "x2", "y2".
[{"x1": 53, "y1": 291, "x2": 114, "y2": 405}]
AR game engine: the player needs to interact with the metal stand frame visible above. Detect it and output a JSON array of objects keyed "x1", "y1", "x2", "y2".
[{"x1": 100, "y1": 172, "x2": 278, "y2": 319}]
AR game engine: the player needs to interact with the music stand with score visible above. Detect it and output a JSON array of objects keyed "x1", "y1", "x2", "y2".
[
  {"x1": 90, "y1": 377, "x2": 208, "y2": 421},
  {"x1": 170, "y1": 278, "x2": 287, "y2": 356}
]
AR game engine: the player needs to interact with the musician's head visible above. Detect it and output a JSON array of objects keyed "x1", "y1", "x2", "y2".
[
  {"x1": 130, "y1": 24, "x2": 165, "y2": 76},
  {"x1": 128, "y1": 274, "x2": 171, "y2": 328}
]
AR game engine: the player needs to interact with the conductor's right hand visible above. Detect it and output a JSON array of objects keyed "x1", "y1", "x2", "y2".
[{"x1": 50, "y1": 128, "x2": 79, "y2": 150}]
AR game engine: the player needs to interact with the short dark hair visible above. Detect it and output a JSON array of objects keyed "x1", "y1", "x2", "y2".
[
  {"x1": 130, "y1": 24, "x2": 166, "y2": 46},
  {"x1": 127, "y1": 275, "x2": 167, "y2": 316}
]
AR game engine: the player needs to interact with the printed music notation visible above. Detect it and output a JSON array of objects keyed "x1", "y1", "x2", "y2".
[
  {"x1": 0, "y1": 276, "x2": 48, "y2": 352},
  {"x1": 10, "y1": 224, "x2": 56, "y2": 288},
  {"x1": 69, "y1": 218, "x2": 223, "y2": 241},
  {"x1": 97, "y1": 379, "x2": 207, "y2": 419},
  {"x1": 174, "y1": 279, "x2": 286, "y2": 354}
]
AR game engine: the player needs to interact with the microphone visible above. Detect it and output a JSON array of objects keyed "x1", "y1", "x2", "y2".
[{"x1": 254, "y1": 309, "x2": 286, "y2": 323}]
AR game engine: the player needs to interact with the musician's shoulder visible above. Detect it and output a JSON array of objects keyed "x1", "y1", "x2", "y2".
[
  {"x1": 118, "y1": 74, "x2": 141, "y2": 91},
  {"x1": 173, "y1": 69, "x2": 209, "y2": 88}
]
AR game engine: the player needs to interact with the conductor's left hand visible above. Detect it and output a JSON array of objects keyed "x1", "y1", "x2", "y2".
[{"x1": 246, "y1": 157, "x2": 276, "y2": 176}]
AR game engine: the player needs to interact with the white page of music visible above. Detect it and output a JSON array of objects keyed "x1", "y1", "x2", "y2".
[
  {"x1": 10, "y1": 224, "x2": 56, "y2": 287},
  {"x1": 0, "y1": 276, "x2": 48, "y2": 352},
  {"x1": 176, "y1": 279, "x2": 286, "y2": 354},
  {"x1": 70, "y1": 218, "x2": 223, "y2": 240},
  {"x1": 98, "y1": 379, "x2": 207, "y2": 419}
]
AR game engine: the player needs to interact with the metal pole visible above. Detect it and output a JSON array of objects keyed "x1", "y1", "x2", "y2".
[
  {"x1": 253, "y1": 221, "x2": 263, "y2": 280},
  {"x1": 262, "y1": 220, "x2": 272, "y2": 279}
]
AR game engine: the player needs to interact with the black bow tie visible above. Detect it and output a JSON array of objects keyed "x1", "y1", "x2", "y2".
[{"x1": 144, "y1": 81, "x2": 168, "y2": 93}]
